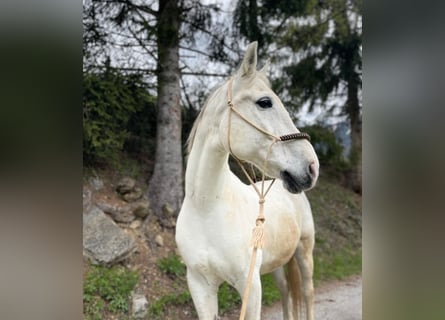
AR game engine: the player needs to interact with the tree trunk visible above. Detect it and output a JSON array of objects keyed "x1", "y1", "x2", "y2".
[
  {"x1": 347, "y1": 78, "x2": 362, "y2": 194},
  {"x1": 147, "y1": 0, "x2": 183, "y2": 225}
]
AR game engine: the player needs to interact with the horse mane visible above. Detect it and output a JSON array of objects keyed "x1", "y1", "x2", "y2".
[
  {"x1": 186, "y1": 102, "x2": 208, "y2": 156},
  {"x1": 186, "y1": 82, "x2": 223, "y2": 156}
]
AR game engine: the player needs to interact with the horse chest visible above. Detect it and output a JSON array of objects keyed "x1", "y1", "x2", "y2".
[{"x1": 261, "y1": 212, "x2": 300, "y2": 273}]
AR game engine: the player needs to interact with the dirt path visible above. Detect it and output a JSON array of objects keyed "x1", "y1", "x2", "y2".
[{"x1": 262, "y1": 275, "x2": 362, "y2": 320}]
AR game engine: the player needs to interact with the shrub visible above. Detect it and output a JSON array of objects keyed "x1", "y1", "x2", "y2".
[
  {"x1": 83, "y1": 265, "x2": 139, "y2": 318},
  {"x1": 301, "y1": 124, "x2": 349, "y2": 178},
  {"x1": 83, "y1": 66, "x2": 154, "y2": 166},
  {"x1": 157, "y1": 255, "x2": 186, "y2": 279}
]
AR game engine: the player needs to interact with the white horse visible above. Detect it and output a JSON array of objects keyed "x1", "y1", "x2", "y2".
[{"x1": 176, "y1": 42, "x2": 319, "y2": 320}]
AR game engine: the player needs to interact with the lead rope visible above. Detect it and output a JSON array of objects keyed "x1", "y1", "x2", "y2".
[
  {"x1": 226, "y1": 78, "x2": 310, "y2": 320},
  {"x1": 226, "y1": 78, "x2": 279, "y2": 320}
]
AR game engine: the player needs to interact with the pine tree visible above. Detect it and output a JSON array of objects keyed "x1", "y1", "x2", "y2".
[
  {"x1": 83, "y1": 0, "x2": 224, "y2": 224},
  {"x1": 234, "y1": 0, "x2": 362, "y2": 193}
]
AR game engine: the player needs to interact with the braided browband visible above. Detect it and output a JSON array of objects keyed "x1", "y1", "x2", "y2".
[{"x1": 280, "y1": 132, "x2": 311, "y2": 142}]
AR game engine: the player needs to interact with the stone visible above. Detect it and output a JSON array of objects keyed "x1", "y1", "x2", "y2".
[
  {"x1": 155, "y1": 234, "x2": 164, "y2": 247},
  {"x1": 116, "y1": 177, "x2": 136, "y2": 195},
  {"x1": 83, "y1": 207, "x2": 136, "y2": 265},
  {"x1": 83, "y1": 188, "x2": 93, "y2": 212},
  {"x1": 89, "y1": 176, "x2": 104, "y2": 190},
  {"x1": 132, "y1": 294, "x2": 149, "y2": 319},
  {"x1": 96, "y1": 201, "x2": 135, "y2": 223},
  {"x1": 132, "y1": 199, "x2": 151, "y2": 219},
  {"x1": 129, "y1": 220, "x2": 142, "y2": 229},
  {"x1": 122, "y1": 187, "x2": 143, "y2": 202},
  {"x1": 162, "y1": 203, "x2": 174, "y2": 218}
]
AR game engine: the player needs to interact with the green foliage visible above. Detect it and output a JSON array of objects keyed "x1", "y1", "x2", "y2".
[
  {"x1": 83, "y1": 264, "x2": 139, "y2": 318},
  {"x1": 148, "y1": 291, "x2": 193, "y2": 318},
  {"x1": 302, "y1": 124, "x2": 349, "y2": 173},
  {"x1": 313, "y1": 247, "x2": 362, "y2": 283},
  {"x1": 157, "y1": 255, "x2": 186, "y2": 278},
  {"x1": 83, "y1": 65, "x2": 155, "y2": 166},
  {"x1": 218, "y1": 282, "x2": 241, "y2": 313},
  {"x1": 306, "y1": 176, "x2": 362, "y2": 284},
  {"x1": 149, "y1": 255, "x2": 192, "y2": 318},
  {"x1": 83, "y1": 295, "x2": 105, "y2": 320},
  {"x1": 261, "y1": 274, "x2": 281, "y2": 305},
  {"x1": 233, "y1": 0, "x2": 362, "y2": 116}
]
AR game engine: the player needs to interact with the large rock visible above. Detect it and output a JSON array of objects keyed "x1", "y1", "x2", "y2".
[{"x1": 83, "y1": 207, "x2": 136, "y2": 265}]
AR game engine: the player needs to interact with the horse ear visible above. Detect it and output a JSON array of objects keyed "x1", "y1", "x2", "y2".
[
  {"x1": 238, "y1": 41, "x2": 258, "y2": 77},
  {"x1": 259, "y1": 59, "x2": 270, "y2": 76}
]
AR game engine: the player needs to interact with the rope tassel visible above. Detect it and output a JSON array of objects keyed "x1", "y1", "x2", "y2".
[
  {"x1": 250, "y1": 200, "x2": 266, "y2": 249},
  {"x1": 250, "y1": 221, "x2": 265, "y2": 249}
]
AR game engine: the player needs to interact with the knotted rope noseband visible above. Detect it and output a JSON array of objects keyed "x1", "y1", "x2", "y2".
[{"x1": 226, "y1": 78, "x2": 310, "y2": 320}]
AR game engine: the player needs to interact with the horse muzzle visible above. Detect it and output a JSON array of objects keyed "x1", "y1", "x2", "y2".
[{"x1": 280, "y1": 161, "x2": 319, "y2": 194}]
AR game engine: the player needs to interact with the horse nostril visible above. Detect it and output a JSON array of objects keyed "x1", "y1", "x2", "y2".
[{"x1": 308, "y1": 162, "x2": 318, "y2": 179}]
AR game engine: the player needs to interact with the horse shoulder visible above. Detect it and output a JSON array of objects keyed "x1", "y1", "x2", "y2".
[{"x1": 290, "y1": 191, "x2": 315, "y2": 239}]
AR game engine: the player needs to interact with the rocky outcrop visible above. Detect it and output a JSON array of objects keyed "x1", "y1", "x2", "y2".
[
  {"x1": 83, "y1": 176, "x2": 153, "y2": 266},
  {"x1": 94, "y1": 176, "x2": 152, "y2": 223},
  {"x1": 83, "y1": 207, "x2": 136, "y2": 265}
]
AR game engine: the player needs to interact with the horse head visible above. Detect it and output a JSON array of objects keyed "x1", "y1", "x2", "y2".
[{"x1": 220, "y1": 42, "x2": 319, "y2": 193}]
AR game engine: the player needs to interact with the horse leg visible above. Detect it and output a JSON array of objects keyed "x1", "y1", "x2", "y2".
[
  {"x1": 235, "y1": 271, "x2": 262, "y2": 320},
  {"x1": 271, "y1": 266, "x2": 293, "y2": 320},
  {"x1": 186, "y1": 267, "x2": 220, "y2": 320},
  {"x1": 295, "y1": 237, "x2": 315, "y2": 320}
]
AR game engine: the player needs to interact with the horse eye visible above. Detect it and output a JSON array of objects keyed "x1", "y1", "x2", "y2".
[{"x1": 256, "y1": 97, "x2": 273, "y2": 109}]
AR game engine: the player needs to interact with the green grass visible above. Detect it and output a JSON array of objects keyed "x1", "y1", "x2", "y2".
[
  {"x1": 157, "y1": 254, "x2": 186, "y2": 278},
  {"x1": 313, "y1": 247, "x2": 362, "y2": 283},
  {"x1": 261, "y1": 274, "x2": 281, "y2": 305},
  {"x1": 148, "y1": 291, "x2": 193, "y2": 318},
  {"x1": 83, "y1": 264, "x2": 139, "y2": 320},
  {"x1": 148, "y1": 255, "x2": 192, "y2": 318},
  {"x1": 218, "y1": 282, "x2": 241, "y2": 313}
]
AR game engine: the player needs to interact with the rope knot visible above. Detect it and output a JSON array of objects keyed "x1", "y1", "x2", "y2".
[
  {"x1": 255, "y1": 217, "x2": 265, "y2": 225},
  {"x1": 258, "y1": 198, "x2": 265, "y2": 205}
]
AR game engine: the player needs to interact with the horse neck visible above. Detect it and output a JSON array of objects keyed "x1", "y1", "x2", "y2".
[{"x1": 185, "y1": 100, "x2": 231, "y2": 207}]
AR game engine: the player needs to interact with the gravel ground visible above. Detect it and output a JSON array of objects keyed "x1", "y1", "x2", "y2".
[{"x1": 262, "y1": 275, "x2": 362, "y2": 320}]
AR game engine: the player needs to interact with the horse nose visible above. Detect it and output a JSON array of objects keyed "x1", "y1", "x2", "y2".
[{"x1": 308, "y1": 161, "x2": 319, "y2": 180}]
